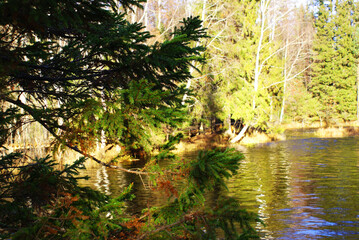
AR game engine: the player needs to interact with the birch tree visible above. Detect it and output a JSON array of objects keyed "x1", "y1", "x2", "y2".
[{"x1": 230, "y1": 0, "x2": 289, "y2": 143}]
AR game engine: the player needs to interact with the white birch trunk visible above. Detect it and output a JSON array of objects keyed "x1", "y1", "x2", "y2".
[
  {"x1": 100, "y1": 91, "x2": 106, "y2": 150},
  {"x1": 139, "y1": 1, "x2": 149, "y2": 29},
  {"x1": 131, "y1": 6, "x2": 137, "y2": 23},
  {"x1": 279, "y1": 78, "x2": 287, "y2": 124},
  {"x1": 232, "y1": 0, "x2": 267, "y2": 143},
  {"x1": 279, "y1": 39, "x2": 288, "y2": 124},
  {"x1": 253, "y1": 0, "x2": 266, "y2": 110},
  {"x1": 230, "y1": 124, "x2": 249, "y2": 143},
  {"x1": 224, "y1": 113, "x2": 233, "y2": 136},
  {"x1": 19, "y1": 92, "x2": 27, "y2": 147},
  {"x1": 182, "y1": 0, "x2": 207, "y2": 105}
]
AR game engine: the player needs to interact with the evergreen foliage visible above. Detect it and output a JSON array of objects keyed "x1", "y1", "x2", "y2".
[
  {"x1": 0, "y1": 0, "x2": 206, "y2": 155},
  {"x1": 0, "y1": 0, "x2": 260, "y2": 239},
  {"x1": 140, "y1": 148, "x2": 260, "y2": 239},
  {"x1": 190, "y1": 148, "x2": 241, "y2": 190},
  {"x1": 310, "y1": 0, "x2": 358, "y2": 123},
  {"x1": 0, "y1": 153, "x2": 133, "y2": 239},
  {"x1": 0, "y1": 147, "x2": 260, "y2": 239},
  {"x1": 190, "y1": 0, "x2": 282, "y2": 134},
  {"x1": 285, "y1": 83, "x2": 321, "y2": 124}
]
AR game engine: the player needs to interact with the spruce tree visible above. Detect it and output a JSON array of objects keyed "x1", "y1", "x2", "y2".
[
  {"x1": 333, "y1": 0, "x2": 357, "y2": 121},
  {"x1": 0, "y1": 0, "x2": 260, "y2": 239},
  {"x1": 192, "y1": 0, "x2": 281, "y2": 137},
  {"x1": 0, "y1": 0, "x2": 206, "y2": 155},
  {"x1": 310, "y1": 0, "x2": 357, "y2": 123}
]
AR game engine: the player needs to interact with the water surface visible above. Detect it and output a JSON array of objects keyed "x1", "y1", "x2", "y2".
[
  {"x1": 228, "y1": 134, "x2": 359, "y2": 239},
  {"x1": 80, "y1": 133, "x2": 359, "y2": 239}
]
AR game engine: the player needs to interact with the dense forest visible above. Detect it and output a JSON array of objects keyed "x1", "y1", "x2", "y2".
[
  {"x1": 1, "y1": 0, "x2": 358, "y2": 239},
  {"x1": 190, "y1": 0, "x2": 358, "y2": 142}
]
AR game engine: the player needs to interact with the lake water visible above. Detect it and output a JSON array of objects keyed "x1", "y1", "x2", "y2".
[{"x1": 80, "y1": 131, "x2": 359, "y2": 239}]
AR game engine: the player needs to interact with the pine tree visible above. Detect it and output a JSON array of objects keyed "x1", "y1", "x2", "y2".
[
  {"x1": 333, "y1": 0, "x2": 357, "y2": 121},
  {"x1": 310, "y1": 0, "x2": 357, "y2": 123}
]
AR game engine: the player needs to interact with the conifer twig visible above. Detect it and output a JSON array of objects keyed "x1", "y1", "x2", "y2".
[
  {"x1": 3, "y1": 96, "x2": 152, "y2": 176},
  {"x1": 136, "y1": 217, "x2": 187, "y2": 240}
]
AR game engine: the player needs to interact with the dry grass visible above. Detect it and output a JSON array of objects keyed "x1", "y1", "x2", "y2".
[
  {"x1": 172, "y1": 131, "x2": 286, "y2": 155},
  {"x1": 239, "y1": 132, "x2": 285, "y2": 146},
  {"x1": 284, "y1": 121, "x2": 359, "y2": 138},
  {"x1": 283, "y1": 121, "x2": 359, "y2": 129},
  {"x1": 172, "y1": 133, "x2": 229, "y2": 156},
  {"x1": 315, "y1": 126, "x2": 359, "y2": 138},
  {"x1": 283, "y1": 122, "x2": 323, "y2": 129}
]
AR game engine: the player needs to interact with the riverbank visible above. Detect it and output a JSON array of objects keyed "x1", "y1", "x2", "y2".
[
  {"x1": 312, "y1": 126, "x2": 359, "y2": 138},
  {"x1": 172, "y1": 131, "x2": 284, "y2": 155},
  {"x1": 282, "y1": 121, "x2": 359, "y2": 129},
  {"x1": 175, "y1": 123, "x2": 359, "y2": 152},
  {"x1": 9, "y1": 123, "x2": 359, "y2": 169},
  {"x1": 283, "y1": 122, "x2": 359, "y2": 138}
]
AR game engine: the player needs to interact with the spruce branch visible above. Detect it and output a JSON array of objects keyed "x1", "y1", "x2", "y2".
[{"x1": 3, "y1": 96, "x2": 151, "y2": 175}]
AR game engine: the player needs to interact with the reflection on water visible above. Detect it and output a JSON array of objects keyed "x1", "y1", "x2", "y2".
[
  {"x1": 80, "y1": 133, "x2": 359, "y2": 239},
  {"x1": 78, "y1": 159, "x2": 167, "y2": 215},
  {"x1": 230, "y1": 134, "x2": 359, "y2": 239}
]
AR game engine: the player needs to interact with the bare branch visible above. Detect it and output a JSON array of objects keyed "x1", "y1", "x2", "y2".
[{"x1": 264, "y1": 64, "x2": 311, "y2": 89}]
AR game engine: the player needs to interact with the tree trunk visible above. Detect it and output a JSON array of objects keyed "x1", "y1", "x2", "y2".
[
  {"x1": 131, "y1": 5, "x2": 137, "y2": 23},
  {"x1": 253, "y1": 0, "x2": 266, "y2": 110},
  {"x1": 182, "y1": 0, "x2": 206, "y2": 104},
  {"x1": 225, "y1": 113, "x2": 233, "y2": 135},
  {"x1": 280, "y1": 39, "x2": 289, "y2": 124},
  {"x1": 270, "y1": 96, "x2": 273, "y2": 122},
  {"x1": 230, "y1": 124, "x2": 249, "y2": 143},
  {"x1": 357, "y1": 59, "x2": 359, "y2": 121},
  {"x1": 139, "y1": 1, "x2": 149, "y2": 29}
]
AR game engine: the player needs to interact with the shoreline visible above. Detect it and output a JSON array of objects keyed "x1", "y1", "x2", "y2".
[
  {"x1": 176, "y1": 124, "x2": 359, "y2": 152},
  {"x1": 6, "y1": 124, "x2": 359, "y2": 169}
]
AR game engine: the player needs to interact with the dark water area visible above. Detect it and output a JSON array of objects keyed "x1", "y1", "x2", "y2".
[{"x1": 79, "y1": 131, "x2": 359, "y2": 239}]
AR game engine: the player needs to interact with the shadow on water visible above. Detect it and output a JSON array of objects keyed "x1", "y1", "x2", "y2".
[{"x1": 80, "y1": 133, "x2": 359, "y2": 239}]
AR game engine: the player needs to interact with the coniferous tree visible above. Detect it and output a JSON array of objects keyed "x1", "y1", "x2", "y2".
[
  {"x1": 333, "y1": 0, "x2": 357, "y2": 121},
  {"x1": 0, "y1": 0, "x2": 206, "y2": 156},
  {"x1": 0, "y1": 0, "x2": 260, "y2": 239},
  {"x1": 310, "y1": 0, "x2": 357, "y2": 123},
  {"x1": 191, "y1": 0, "x2": 283, "y2": 141}
]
